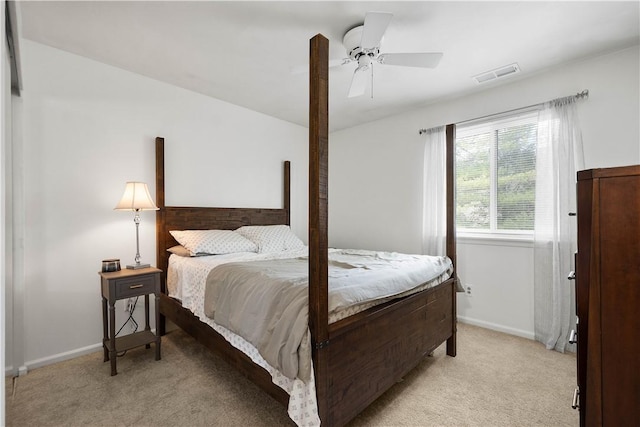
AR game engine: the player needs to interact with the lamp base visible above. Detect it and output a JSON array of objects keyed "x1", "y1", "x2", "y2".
[{"x1": 126, "y1": 263, "x2": 151, "y2": 270}]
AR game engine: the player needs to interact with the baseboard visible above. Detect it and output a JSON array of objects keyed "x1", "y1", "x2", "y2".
[
  {"x1": 4, "y1": 365, "x2": 27, "y2": 377},
  {"x1": 21, "y1": 328, "x2": 158, "y2": 372},
  {"x1": 24, "y1": 343, "x2": 103, "y2": 372},
  {"x1": 457, "y1": 316, "x2": 535, "y2": 340}
]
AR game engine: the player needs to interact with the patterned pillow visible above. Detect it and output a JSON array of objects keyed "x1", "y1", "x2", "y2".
[
  {"x1": 169, "y1": 230, "x2": 258, "y2": 256},
  {"x1": 235, "y1": 225, "x2": 305, "y2": 253}
]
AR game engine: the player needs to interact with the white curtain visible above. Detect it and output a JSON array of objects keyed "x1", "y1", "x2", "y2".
[
  {"x1": 534, "y1": 97, "x2": 585, "y2": 353},
  {"x1": 422, "y1": 126, "x2": 447, "y2": 256}
]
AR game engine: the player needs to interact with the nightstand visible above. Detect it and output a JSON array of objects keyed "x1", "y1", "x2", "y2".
[{"x1": 99, "y1": 267, "x2": 162, "y2": 376}]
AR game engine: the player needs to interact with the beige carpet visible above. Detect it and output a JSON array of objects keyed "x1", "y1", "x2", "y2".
[{"x1": 6, "y1": 323, "x2": 578, "y2": 426}]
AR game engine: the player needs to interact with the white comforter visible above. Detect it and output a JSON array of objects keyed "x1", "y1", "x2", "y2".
[
  {"x1": 166, "y1": 247, "x2": 453, "y2": 427},
  {"x1": 203, "y1": 249, "x2": 452, "y2": 381}
]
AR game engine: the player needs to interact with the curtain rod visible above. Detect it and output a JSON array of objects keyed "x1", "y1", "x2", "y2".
[{"x1": 418, "y1": 89, "x2": 589, "y2": 135}]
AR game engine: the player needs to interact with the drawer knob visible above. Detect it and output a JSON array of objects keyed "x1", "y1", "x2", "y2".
[{"x1": 129, "y1": 284, "x2": 144, "y2": 289}]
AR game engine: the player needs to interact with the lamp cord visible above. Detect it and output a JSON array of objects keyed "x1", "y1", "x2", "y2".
[{"x1": 115, "y1": 297, "x2": 139, "y2": 357}]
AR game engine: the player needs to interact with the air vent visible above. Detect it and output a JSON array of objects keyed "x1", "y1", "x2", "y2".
[{"x1": 473, "y1": 63, "x2": 520, "y2": 84}]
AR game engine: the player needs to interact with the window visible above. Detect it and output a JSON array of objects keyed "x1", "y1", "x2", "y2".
[{"x1": 456, "y1": 112, "x2": 538, "y2": 234}]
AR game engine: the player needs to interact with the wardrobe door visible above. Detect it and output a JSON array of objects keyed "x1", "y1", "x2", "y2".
[{"x1": 597, "y1": 174, "x2": 640, "y2": 424}]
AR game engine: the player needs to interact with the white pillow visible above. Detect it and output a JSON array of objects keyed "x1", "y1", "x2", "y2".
[
  {"x1": 235, "y1": 225, "x2": 305, "y2": 253},
  {"x1": 169, "y1": 230, "x2": 258, "y2": 256}
]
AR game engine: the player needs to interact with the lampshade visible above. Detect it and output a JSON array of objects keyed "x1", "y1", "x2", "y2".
[{"x1": 114, "y1": 182, "x2": 159, "y2": 211}]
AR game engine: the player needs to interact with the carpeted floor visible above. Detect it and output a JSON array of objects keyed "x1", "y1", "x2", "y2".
[{"x1": 5, "y1": 322, "x2": 578, "y2": 426}]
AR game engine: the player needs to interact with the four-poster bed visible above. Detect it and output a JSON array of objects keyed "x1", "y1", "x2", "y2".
[{"x1": 155, "y1": 34, "x2": 458, "y2": 426}]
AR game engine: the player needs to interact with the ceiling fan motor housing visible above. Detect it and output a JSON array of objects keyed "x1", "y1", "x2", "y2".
[{"x1": 343, "y1": 25, "x2": 380, "y2": 61}]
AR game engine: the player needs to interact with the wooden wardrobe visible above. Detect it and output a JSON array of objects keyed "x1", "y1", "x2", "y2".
[{"x1": 575, "y1": 164, "x2": 640, "y2": 426}]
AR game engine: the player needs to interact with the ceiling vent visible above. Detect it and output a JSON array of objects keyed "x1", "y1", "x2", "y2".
[{"x1": 472, "y1": 63, "x2": 520, "y2": 84}]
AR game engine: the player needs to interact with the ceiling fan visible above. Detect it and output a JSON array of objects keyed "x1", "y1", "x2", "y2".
[{"x1": 340, "y1": 11, "x2": 443, "y2": 98}]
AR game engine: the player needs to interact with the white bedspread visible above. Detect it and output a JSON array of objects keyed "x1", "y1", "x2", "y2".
[
  {"x1": 204, "y1": 250, "x2": 452, "y2": 381},
  {"x1": 166, "y1": 247, "x2": 453, "y2": 427}
]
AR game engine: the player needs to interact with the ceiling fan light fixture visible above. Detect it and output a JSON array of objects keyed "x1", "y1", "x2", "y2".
[{"x1": 357, "y1": 54, "x2": 372, "y2": 70}]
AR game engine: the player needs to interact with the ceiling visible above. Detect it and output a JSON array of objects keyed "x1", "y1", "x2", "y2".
[{"x1": 17, "y1": 1, "x2": 640, "y2": 132}]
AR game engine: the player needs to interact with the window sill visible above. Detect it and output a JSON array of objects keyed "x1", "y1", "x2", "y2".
[{"x1": 457, "y1": 232, "x2": 534, "y2": 248}]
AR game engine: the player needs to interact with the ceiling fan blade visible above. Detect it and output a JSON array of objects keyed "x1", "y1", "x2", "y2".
[
  {"x1": 378, "y1": 52, "x2": 443, "y2": 68},
  {"x1": 360, "y1": 12, "x2": 393, "y2": 49},
  {"x1": 348, "y1": 66, "x2": 369, "y2": 98}
]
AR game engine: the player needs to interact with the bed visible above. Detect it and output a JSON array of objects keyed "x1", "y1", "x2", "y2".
[{"x1": 155, "y1": 34, "x2": 458, "y2": 427}]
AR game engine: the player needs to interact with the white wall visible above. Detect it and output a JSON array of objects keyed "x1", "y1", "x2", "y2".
[
  {"x1": 330, "y1": 46, "x2": 640, "y2": 338},
  {"x1": 12, "y1": 39, "x2": 308, "y2": 370}
]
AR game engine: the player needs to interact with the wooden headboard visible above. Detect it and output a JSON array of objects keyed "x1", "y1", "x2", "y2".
[{"x1": 154, "y1": 137, "x2": 291, "y2": 278}]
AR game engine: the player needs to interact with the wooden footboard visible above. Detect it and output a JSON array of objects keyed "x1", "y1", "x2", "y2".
[{"x1": 326, "y1": 279, "x2": 454, "y2": 426}]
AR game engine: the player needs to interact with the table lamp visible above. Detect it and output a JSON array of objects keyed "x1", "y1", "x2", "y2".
[{"x1": 114, "y1": 182, "x2": 159, "y2": 269}]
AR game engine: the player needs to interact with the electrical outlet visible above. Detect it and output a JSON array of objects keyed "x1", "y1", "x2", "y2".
[
  {"x1": 465, "y1": 284, "x2": 473, "y2": 297},
  {"x1": 125, "y1": 298, "x2": 135, "y2": 313}
]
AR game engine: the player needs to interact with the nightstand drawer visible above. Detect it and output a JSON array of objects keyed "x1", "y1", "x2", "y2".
[{"x1": 114, "y1": 275, "x2": 157, "y2": 299}]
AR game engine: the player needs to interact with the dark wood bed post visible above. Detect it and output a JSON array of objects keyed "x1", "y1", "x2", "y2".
[
  {"x1": 308, "y1": 33, "x2": 329, "y2": 423},
  {"x1": 445, "y1": 124, "x2": 457, "y2": 357},
  {"x1": 155, "y1": 136, "x2": 167, "y2": 335},
  {"x1": 284, "y1": 161, "x2": 291, "y2": 225}
]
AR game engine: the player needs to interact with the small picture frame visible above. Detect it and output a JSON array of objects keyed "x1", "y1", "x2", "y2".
[{"x1": 101, "y1": 259, "x2": 121, "y2": 273}]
